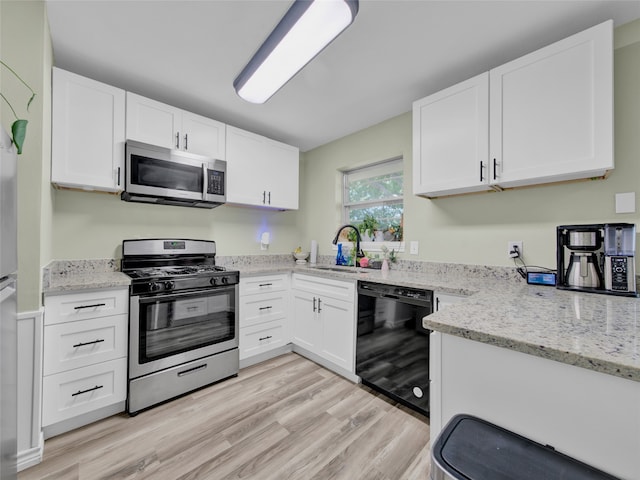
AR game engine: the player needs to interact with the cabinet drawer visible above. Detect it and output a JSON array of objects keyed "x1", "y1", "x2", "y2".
[
  {"x1": 42, "y1": 357, "x2": 127, "y2": 427},
  {"x1": 43, "y1": 314, "x2": 128, "y2": 375},
  {"x1": 240, "y1": 274, "x2": 289, "y2": 295},
  {"x1": 240, "y1": 292, "x2": 287, "y2": 328},
  {"x1": 239, "y1": 320, "x2": 287, "y2": 360},
  {"x1": 45, "y1": 288, "x2": 129, "y2": 325},
  {"x1": 292, "y1": 274, "x2": 355, "y2": 301}
]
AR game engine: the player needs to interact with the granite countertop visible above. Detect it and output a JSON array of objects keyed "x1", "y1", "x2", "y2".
[
  {"x1": 42, "y1": 258, "x2": 640, "y2": 383},
  {"x1": 244, "y1": 263, "x2": 640, "y2": 383}
]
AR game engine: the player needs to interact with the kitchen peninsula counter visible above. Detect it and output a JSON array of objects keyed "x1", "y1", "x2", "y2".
[{"x1": 239, "y1": 262, "x2": 640, "y2": 384}]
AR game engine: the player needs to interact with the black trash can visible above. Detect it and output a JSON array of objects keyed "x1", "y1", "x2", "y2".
[{"x1": 431, "y1": 414, "x2": 621, "y2": 480}]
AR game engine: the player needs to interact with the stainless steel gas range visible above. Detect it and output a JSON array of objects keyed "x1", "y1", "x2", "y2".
[{"x1": 122, "y1": 239, "x2": 239, "y2": 415}]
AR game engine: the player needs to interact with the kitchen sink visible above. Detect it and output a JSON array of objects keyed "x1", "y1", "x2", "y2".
[{"x1": 311, "y1": 265, "x2": 370, "y2": 274}]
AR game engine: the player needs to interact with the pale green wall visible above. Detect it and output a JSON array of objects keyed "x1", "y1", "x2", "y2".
[
  {"x1": 51, "y1": 191, "x2": 300, "y2": 259},
  {"x1": 300, "y1": 19, "x2": 640, "y2": 270},
  {"x1": 1, "y1": 0, "x2": 53, "y2": 311}
]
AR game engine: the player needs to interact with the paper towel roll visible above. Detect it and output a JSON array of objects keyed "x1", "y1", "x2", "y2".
[{"x1": 310, "y1": 240, "x2": 318, "y2": 264}]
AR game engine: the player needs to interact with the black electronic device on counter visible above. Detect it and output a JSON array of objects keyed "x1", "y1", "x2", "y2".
[{"x1": 556, "y1": 224, "x2": 638, "y2": 297}]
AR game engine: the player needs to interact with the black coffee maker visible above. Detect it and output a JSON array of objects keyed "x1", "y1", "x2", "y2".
[{"x1": 557, "y1": 224, "x2": 638, "y2": 297}]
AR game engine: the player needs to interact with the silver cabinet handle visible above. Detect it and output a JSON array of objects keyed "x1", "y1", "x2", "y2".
[
  {"x1": 268, "y1": 191, "x2": 271, "y2": 205},
  {"x1": 184, "y1": 133, "x2": 188, "y2": 150},
  {"x1": 317, "y1": 298, "x2": 322, "y2": 312},
  {"x1": 263, "y1": 191, "x2": 266, "y2": 204},
  {"x1": 436, "y1": 297, "x2": 440, "y2": 312},
  {"x1": 480, "y1": 161, "x2": 484, "y2": 182},
  {"x1": 259, "y1": 335, "x2": 273, "y2": 341},
  {"x1": 313, "y1": 297, "x2": 317, "y2": 312},
  {"x1": 259, "y1": 283, "x2": 273, "y2": 287},
  {"x1": 259, "y1": 306, "x2": 272, "y2": 311},
  {"x1": 493, "y1": 158, "x2": 498, "y2": 181},
  {"x1": 176, "y1": 131, "x2": 180, "y2": 149},
  {"x1": 116, "y1": 167, "x2": 121, "y2": 186}
]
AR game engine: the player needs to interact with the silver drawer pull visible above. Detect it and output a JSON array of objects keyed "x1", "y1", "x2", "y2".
[
  {"x1": 74, "y1": 303, "x2": 106, "y2": 310},
  {"x1": 72, "y1": 339, "x2": 105, "y2": 348},
  {"x1": 71, "y1": 385, "x2": 103, "y2": 397},
  {"x1": 177, "y1": 364, "x2": 207, "y2": 377},
  {"x1": 259, "y1": 306, "x2": 272, "y2": 311},
  {"x1": 259, "y1": 283, "x2": 273, "y2": 287},
  {"x1": 259, "y1": 335, "x2": 273, "y2": 341},
  {"x1": 187, "y1": 306, "x2": 199, "y2": 311}
]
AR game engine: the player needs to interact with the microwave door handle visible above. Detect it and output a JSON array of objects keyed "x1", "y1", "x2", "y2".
[{"x1": 202, "y1": 163, "x2": 208, "y2": 200}]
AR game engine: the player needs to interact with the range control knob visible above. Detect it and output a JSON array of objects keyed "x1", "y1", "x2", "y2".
[
  {"x1": 164, "y1": 281, "x2": 175, "y2": 290},
  {"x1": 149, "y1": 282, "x2": 161, "y2": 292},
  {"x1": 221, "y1": 276, "x2": 229, "y2": 284},
  {"x1": 210, "y1": 277, "x2": 218, "y2": 286}
]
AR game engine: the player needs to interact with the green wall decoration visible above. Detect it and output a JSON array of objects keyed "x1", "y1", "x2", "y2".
[{"x1": 0, "y1": 59, "x2": 36, "y2": 154}]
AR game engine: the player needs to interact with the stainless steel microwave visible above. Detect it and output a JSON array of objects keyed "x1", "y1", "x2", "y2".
[{"x1": 122, "y1": 140, "x2": 226, "y2": 209}]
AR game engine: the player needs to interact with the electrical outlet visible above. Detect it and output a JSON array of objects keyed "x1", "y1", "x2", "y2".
[
  {"x1": 507, "y1": 241, "x2": 523, "y2": 258},
  {"x1": 410, "y1": 241, "x2": 419, "y2": 255}
]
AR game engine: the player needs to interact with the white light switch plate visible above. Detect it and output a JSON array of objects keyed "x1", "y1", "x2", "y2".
[
  {"x1": 615, "y1": 192, "x2": 635, "y2": 214},
  {"x1": 410, "y1": 241, "x2": 419, "y2": 255}
]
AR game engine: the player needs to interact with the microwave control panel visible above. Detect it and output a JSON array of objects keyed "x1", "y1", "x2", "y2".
[{"x1": 207, "y1": 170, "x2": 225, "y2": 195}]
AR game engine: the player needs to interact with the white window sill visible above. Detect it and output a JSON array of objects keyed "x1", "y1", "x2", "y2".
[{"x1": 331, "y1": 241, "x2": 404, "y2": 253}]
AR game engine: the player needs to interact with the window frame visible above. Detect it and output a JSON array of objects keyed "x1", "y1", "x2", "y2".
[{"x1": 338, "y1": 156, "x2": 405, "y2": 253}]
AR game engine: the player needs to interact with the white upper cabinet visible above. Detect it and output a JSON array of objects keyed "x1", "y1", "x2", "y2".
[
  {"x1": 413, "y1": 20, "x2": 613, "y2": 198},
  {"x1": 51, "y1": 68, "x2": 125, "y2": 192},
  {"x1": 126, "y1": 92, "x2": 226, "y2": 159},
  {"x1": 413, "y1": 73, "x2": 490, "y2": 197},
  {"x1": 490, "y1": 20, "x2": 613, "y2": 187},
  {"x1": 226, "y1": 126, "x2": 299, "y2": 210}
]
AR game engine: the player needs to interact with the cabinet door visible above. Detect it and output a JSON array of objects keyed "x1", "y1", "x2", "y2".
[
  {"x1": 490, "y1": 20, "x2": 613, "y2": 188},
  {"x1": 434, "y1": 292, "x2": 465, "y2": 312},
  {"x1": 126, "y1": 92, "x2": 181, "y2": 149},
  {"x1": 51, "y1": 68, "x2": 125, "y2": 192},
  {"x1": 182, "y1": 111, "x2": 226, "y2": 159},
  {"x1": 319, "y1": 296, "x2": 355, "y2": 372},
  {"x1": 263, "y1": 139, "x2": 299, "y2": 210},
  {"x1": 291, "y1": 289, "x2": 320, "y2": 353},
  {"x1": 226, "y1": 126, "x2": 270, "y2": 206},
  {"x1": 412, "y1": 72, "x2": 490, "y2": 197}
]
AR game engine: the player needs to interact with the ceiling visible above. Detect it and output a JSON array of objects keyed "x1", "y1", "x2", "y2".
[{"x1": 45, "y1": 0, "x2": 640, "y2": 152}]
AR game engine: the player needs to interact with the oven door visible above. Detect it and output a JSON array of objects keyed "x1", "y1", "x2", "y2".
[{"x1": 129, "y1": 285, "x2": 238, "y2": 378}]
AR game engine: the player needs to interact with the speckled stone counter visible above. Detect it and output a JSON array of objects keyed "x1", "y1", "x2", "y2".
[
  {"x1": 42, "y1": 256, "x2": 640, "y2": 383},
  {"x1": 42, "y1": 259, "x2": 131, "y2": 294},
  {"x1": 237, "y1": 258, "x2": 640, "y2": 383}
]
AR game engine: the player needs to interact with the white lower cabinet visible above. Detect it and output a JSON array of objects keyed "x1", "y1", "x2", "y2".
[
  {"x1": 291, "y1": 274, "x2": 356, "y2": 375},
  {"x1": 430, "y1": 332, "x2": 640, "y2": 480},
  {"x1": 434, "y1": 292, "x2": 466, "y2": 312},
  {"x1": 239, "y1": 274, "x2": 290, "y2": 366},
  {"x1": 43, "y1": 288, "x2": 128, "y2": 437}
]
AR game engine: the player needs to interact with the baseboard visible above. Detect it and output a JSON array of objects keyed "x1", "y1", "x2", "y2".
[
  {"x1": 292, "y1": 345, "x2": 360, "y2": 383},
  {"x1": 240, "y1": 344, "x2": 293, "y2": 369},
  {"x1": 17, "y1": 432, "x2": 43, "y2": 472}
]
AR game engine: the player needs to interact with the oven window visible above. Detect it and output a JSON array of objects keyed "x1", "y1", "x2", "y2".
[
  {"x1": 131, "y1": 154, "x2": 203, "y2": 193},
  {"x1": 139, "y1": 289, "x2": 235, "y2": 363}
]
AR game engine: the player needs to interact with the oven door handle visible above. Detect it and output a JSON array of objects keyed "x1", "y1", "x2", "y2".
[{"x1": 136, "y1": 285, "x2": 236, "y2": 303}]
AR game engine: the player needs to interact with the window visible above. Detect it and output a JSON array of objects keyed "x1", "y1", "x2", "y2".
[{"x1": 342, "y1": 157, "x2": 403, "y2": 244}]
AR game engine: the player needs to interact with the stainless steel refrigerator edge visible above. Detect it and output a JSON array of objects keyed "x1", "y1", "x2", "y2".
[{"x1": 0, "y1": 126, "x2": 18, "y2": 479}]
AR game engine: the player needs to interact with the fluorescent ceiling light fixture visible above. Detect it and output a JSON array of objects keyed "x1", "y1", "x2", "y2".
[{"x1": 234, "y1": 0, "x2": 359, "y2": 104}]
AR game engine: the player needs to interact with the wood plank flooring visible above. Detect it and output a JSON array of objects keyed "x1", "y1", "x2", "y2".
[{"x1": 19, "y1": 353, "x2": 431, "y2": 480}]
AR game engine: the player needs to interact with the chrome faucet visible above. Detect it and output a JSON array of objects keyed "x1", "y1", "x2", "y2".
[{"x1": 332, "y1": 224, "x2": 365, "y2": 266}]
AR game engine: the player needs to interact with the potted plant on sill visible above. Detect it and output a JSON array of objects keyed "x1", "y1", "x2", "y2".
[{"x1": 1, "y1": 60, "x2": 36, "y2": 154}]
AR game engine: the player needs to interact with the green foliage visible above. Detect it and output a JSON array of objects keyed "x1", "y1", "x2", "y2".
[{"x1": 1, "y1": 60, "x2": 36, "y2": 155}]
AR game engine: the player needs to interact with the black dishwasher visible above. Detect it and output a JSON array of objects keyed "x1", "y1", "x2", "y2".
[{"x1": 356, "y1": 281, "x2": 433, "y2": 416}]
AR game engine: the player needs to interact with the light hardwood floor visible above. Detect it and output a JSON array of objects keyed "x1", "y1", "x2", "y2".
[{"x1": 19, "y1": 353, "x2": 431, "y2": 480}]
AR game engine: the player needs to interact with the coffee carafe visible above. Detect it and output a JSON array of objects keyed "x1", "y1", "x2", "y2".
[{"x1": 565, "y1": 252, "x2": 601, "y2": 288}]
